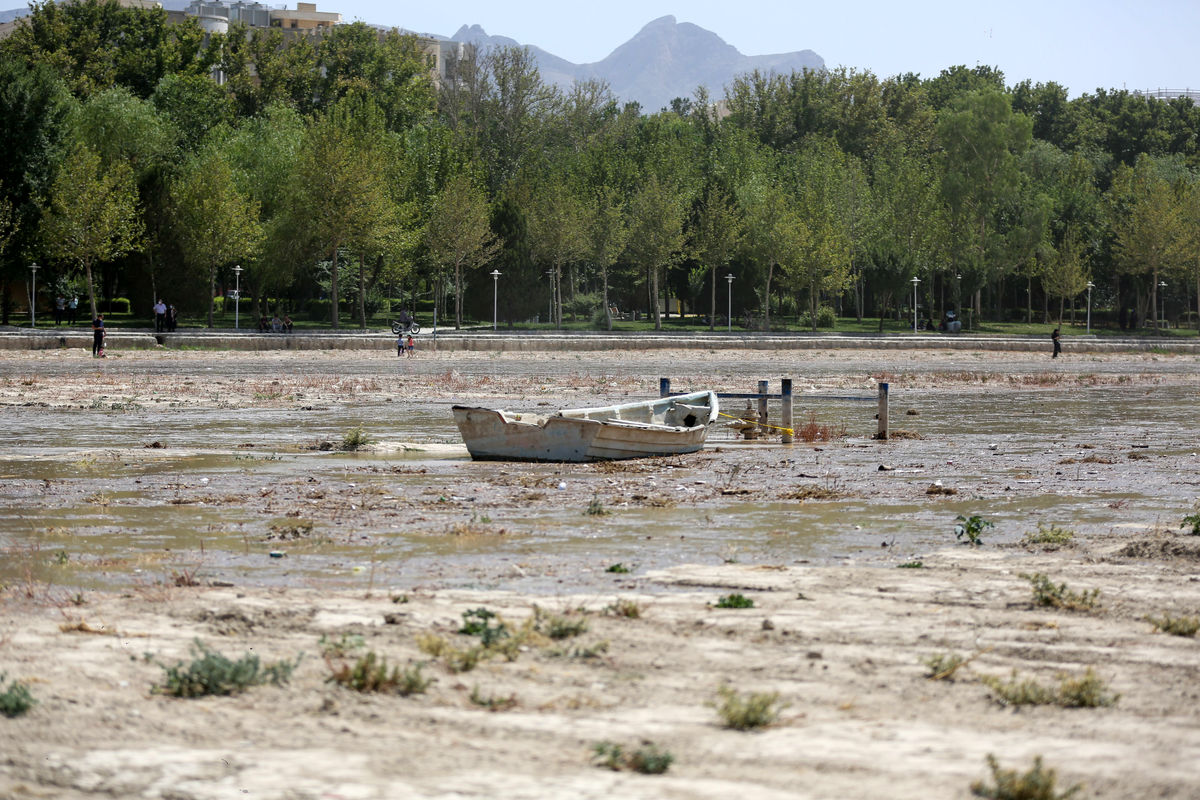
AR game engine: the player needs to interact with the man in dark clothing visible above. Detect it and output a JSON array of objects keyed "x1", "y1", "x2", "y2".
[
  {"x1": 92, "y1": 314, "x2": 105, "y2": 357},
  {"x1": 1051, "y1": 327, "x2": 1061, "y2": 359}
]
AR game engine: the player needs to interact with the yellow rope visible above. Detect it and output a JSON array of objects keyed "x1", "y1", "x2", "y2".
[{"x1": 717, "y1": 410, "x2": 794, "y2": 436}]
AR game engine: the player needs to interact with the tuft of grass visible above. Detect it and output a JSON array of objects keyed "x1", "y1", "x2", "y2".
[
  {"x1": 156, "y1": 639, "x2": 299, "y2": 698},
  {"x1": 1146, "y1": 614, "x2": 1200, "y2": 637},
  {"x1": 1022, "y1": 523, "x2": 1075, "y2": 547},
  {"x1": 459, "y1": 607, "x2": 510, "y2": 646},
  {"x1": 1181, "y1": 512, "x2": 1200, "y2": 536},
  {"x1": 897, "y1": 560, "x2": 924, "y2": 569},
  {"x1": 971, "y1": 754, "x2": 1082, "y2": 800},
  {"x1": 469, "y1": 684, "x2": 517, "y2": 711},
  {"x1": 1021, "y1": 573, "x2": 1101, "y2": 611},
  {"x1": 592, "y1": 740, "x2": 674, "y2": 775},
  {"x1": 714, "y1": 593, "x2": 755, "y2": 609},
  {"x1": 954, "y1": 514, "x2": 994, "y2": 545},
  {"x1": 0, "y1": 674, "x2": 36, "y2": 718},
  {"x1": 339, "y1": 426, "x2": 372, "y2": 451},
  {"x1": 981, "y1": 668, "x2": 1118, "y2": 708},
  {"x1": 605, "y1": 562, "x2": 631, "y2": 574},
  {"x1": 319, "y1": 633, "x2": 366, "y2": 658},
  {"x1": 585, "y1": 496, "x2": 611, "y2": 516},
  {"x1": 535, "y1": 608, "x2": 589, "y2": 640},
  {"x1": 713, "y1": 685, "x2": 786, "y2": 730},
  {"x1": 326, "y1": 651, "x2": 431, "y2": 696},
  {"x1": 921, "y1": 651, "x2": 968, "y2": 681},
  {"x1": 606, "y1": 598, "x2": 642, "y2": 618}
]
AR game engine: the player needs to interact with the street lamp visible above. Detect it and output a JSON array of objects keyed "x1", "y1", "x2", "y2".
[
  {"x1": 232, "y1": 265, "x2": 243, "y2": 330},
  {"x1": 28, "y1": 263, "x2": 38, "y2": 328},
  {"x1": 1086, "y1": 281, "x2": 1095, "y2": 334},
  {"x1": 1158, "y1": 280, "x2": 1167, "y2": 328},
  {"x1": 725, "y1": 273, "x2": 735, "y2": 332},
  {"x1": 490, "y1": 269, "x2": 501, "y2": 331},
  {"x1": 911, "y1": 276, "x2": 921, "y2": 333}
]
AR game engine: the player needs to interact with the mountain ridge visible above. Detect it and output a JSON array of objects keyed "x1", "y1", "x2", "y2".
[{"x1": 450, "y1": 15, "x2": 824, "y2": 111}]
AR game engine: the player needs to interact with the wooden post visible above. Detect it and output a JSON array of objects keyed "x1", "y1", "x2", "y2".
[
  {"x1": 660, "y1": 377, "x2": 670, "y2": 398},
  {"x1": 877, "y1": 382, "x2": 889, "y2": 440},
  {"x1": 757, "y1": 379, "x2": 769, "y2": 435},
  {"x1": 781, "y1": 378, "x2": 793, "y2": 444}
]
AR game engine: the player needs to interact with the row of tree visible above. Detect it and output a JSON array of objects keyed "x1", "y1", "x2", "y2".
[{"x1": 2, "y1": 0, "x2": 1199, "y2": 331}]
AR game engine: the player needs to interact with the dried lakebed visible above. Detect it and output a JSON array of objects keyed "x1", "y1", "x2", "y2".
[{"x1": 1, "y1": 347, "x2": 1199, "y2": 799}]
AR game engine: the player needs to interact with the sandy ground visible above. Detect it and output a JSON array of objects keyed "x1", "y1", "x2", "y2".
[{"x1": 2, "y1": 347, "x2": 1200, "y2": 799}]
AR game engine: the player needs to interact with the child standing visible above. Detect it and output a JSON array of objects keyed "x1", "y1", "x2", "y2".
[
  {"x1": 406, "y1": 334, "x2": 415, "y2": 358},
  {"x1": 396, "y1": 333, "x2": 404, "y2": 357}
]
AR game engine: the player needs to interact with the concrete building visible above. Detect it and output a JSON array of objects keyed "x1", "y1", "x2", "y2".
[{"x1": 270, "y1": 2, "x2": 341, "y2": 31}]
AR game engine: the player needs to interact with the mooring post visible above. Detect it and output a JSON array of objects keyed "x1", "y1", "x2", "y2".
[
  {"x1": 757, "y1": 379, "x2": 769, "y2": 434},
  {"x1": 877, "y1": 382, "x2": 889, "y2": 440},
  {"x1": 781, "y1": 378, "x2": 793, "y2": 444},
  {"x1": 660, "y1": 377, "x2": 670, "y2": 398}
]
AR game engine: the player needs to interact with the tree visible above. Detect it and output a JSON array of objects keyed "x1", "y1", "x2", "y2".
[
  {"x1": 527, "y1": 177, "x2": 586, "y2": 328},
  {"x1": 424, "y1": 173, "x2": 501, "y2": 329},
  {"x1": 293, "y1": 95, "x2": 396, "y2": 328},
  {"x1": 690, "y1": 183, "x2": 743, "y2": 330},
  {"x1": 626, "y1": 175, "x2": 688, "y2": 330},
  {"x1": 1042, "y1": 227, "x2": 1089, "y2": 323},
  {"x1": 39, "y1": 141, "x2": 143, "y2": 319},
  {"x1": 583, "y1": 187, "x2": 629, "y2": 330},
  {"x1": 168, "y1": 146, "x2": 262, "y2": 327},
  {"x1": 1109, "y1": 156, "x2": 1178, "y2": 328},
  {"x1": 738, "y1": 173, "x2": 800, "y2": 330}
]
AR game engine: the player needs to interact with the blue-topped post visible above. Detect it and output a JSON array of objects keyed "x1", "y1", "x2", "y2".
[
  {"x1": 660, "y1": 377, "x2": 671, "y2": 397},
  {"x1": 757, "y1": 379, "x2": 769, "y2": 435},
  {"x1": 781, "y1": 378, "x2": 793, "y2": 444},
  {"x1": 877, "y1": 382, "x2": 889, "y2": 440}
]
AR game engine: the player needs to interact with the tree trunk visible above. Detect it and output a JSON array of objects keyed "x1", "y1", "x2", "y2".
[
  {"x1": 85, "y1": 260, "x2": 99, "y2": 322},
  {"x1": 357, "y1": 254, "x2": 367, "y2": 329},
  {"x1": 207, "y1": 262, "x2": 216, "y2": 328},
  {"x1": 762, "y1": 262, "x2": 774, "y2": 331},
  {"x1": 330, "y1": 248, "x2": 340, "y2": 329},
  {"x1": 554, "y1": 263, "x2": 563, "y2": 329},
  {"x1": 651, "y1": 264, "x2": 661, "y2": 330},
  {"x1": 603, "y1": 264, "x2": 612, "y2": 331},
  {"x1": 709, "y1": 264, "x2": 716, "y2": 331}
]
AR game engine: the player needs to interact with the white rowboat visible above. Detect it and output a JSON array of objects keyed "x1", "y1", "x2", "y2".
[{"x1": 452, "y1": 390, "x2": 719, "y2": 462}]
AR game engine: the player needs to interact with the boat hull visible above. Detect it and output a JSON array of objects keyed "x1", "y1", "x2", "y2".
[{"x1": 452, "y1": 391, "x2": 718, "y2": 462}]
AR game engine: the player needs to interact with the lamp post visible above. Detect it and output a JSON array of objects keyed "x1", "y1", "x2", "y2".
[
  {"x1": 1085, "y1": 281, "x2": 1094, "y2": 334},
  {"x1": 545, "y1": 269, "x2": 555, "y2": 327},
  {"x1": 490, "y1": 269, "x2": 501, "y2": 331},
  {"x1": 911, "y1": 276, "x2": 921, "y2": 333},
  {"x1": 28, "y1": 263, "x2": 38, "y2": 328},
  {"x1": 232, "y1": 264, "x2": 242, "y2": 330},
  {"x1": 1158, "y1": 280, "x2": 1167, "y2": 328},
  {"x1": 725, "y1": 273, "x2": 735, "y2": 332}
]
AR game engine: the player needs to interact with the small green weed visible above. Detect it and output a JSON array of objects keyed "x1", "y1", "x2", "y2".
[
  {"x1": 535, "y1": 608, "x2": 589, "y2": 640},
  {"x1": 1146, "y1": 614, "x2": 1200, "y2": 637},
  {"x1": 156, "y1": 640, "x2": 298, "y2": 698},
  {"x1": 1181, "y1": 512, "x2": 1200, "y2": 536},
  {"x1": 0, "y1": 674, "x2": 35, "y2": 718},
  {"x1": 592, "y1": 740, "x2": 674, "y2": 774},
  {"x1": 605, "y1": 562, "x2": 631, "y2": 573},
  {"x1": 585, "y1": 496, "x2": 610, "y2": 516},
  {"x1": 714, "y1": 593, "x2": 755, "y2": 609},
  {"x1": 327, "y1": 651, "x2": 431, "y2": 696},
  {"x1": 459, "y1": 607, "x2": 509, "y2": 646},
  {"x1": 339, "y1": 426, "x2": 372, "y2": 451},
  {"x1": 1022, "y1": 573, "x2": 1101, "y2": 611},
  {"x1": 319, "y1": 633, "x2": 366, "y2": 658},
  {"x1": 955, "y1": 514, "x2": 994, "y2": 545},
  {"x1": 981, "y1": 668, "x2": 1118, "y2": 708},
  {"x1": 1022, "y1": 523, "x2": 1075, "y2": 547},
  {"x1": 714, "y1": 685, "x2": 786, "y2": 730},
  {"x1": 469, "y1": 684, "x2": 517, "y2": 711},
  {"x1": 897, "y1": 560, "x2": 925, "y2": 569},
  {"x1": 971, "y1": 754, "x2": 1082, "y2": 800}
]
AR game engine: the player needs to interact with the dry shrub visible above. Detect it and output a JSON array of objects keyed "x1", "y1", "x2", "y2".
[
  {"x1": 792, "y1": 413, "x2": 845, "y2": 443},
  {"x1": 781, "y1": 484, "x2": 846, "y2": 501}
]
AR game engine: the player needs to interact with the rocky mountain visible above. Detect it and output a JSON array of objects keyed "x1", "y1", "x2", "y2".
[{"x1": 451, "y1": 15, "x2": 824, "y2": 111}]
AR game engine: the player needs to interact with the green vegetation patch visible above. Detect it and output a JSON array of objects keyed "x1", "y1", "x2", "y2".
[{"x1": 156, "y1": 639, "x2": 299, "y2": 698}]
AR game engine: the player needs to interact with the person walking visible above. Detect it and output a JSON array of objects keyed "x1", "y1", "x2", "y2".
[
  {"x1": 67, "y1": 296, "x2": 78, "y2": 325},
  {"x1": 396, "y1": 332, "x2": 404, "y2": 357},
  {"x1": 153, "y1": 298, "x2": 167, "y2": 332},
  {"x1": 54, "y1": 296, "x2": 65, "y2": 325},
  {"x1": 1051, "y1": 327, "x2": 1061, "y2": 359},
  {"x1": 406, "y1": 334, "x2": 415, "y2": 358},
  {"x1": 92, "y1": 313, "x2": 106, "y2": 358}
]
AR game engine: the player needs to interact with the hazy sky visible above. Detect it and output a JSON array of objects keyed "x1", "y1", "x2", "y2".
[{"x1": 326, "y1": 0, "x2": 1197, "y2": 97}]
